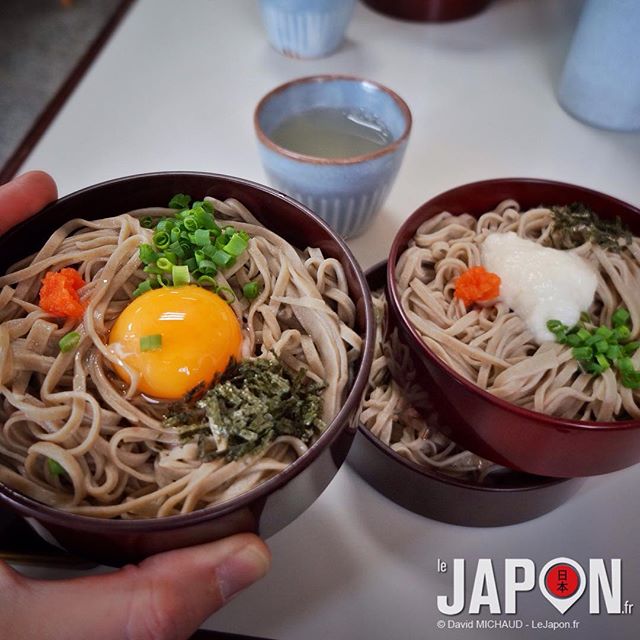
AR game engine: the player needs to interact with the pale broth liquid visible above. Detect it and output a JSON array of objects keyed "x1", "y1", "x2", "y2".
[{"x1": 270, "y1": 107, "x2": 393, "y2": 158}]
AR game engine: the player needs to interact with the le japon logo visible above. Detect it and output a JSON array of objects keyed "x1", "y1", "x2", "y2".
[{"x1": 436, "y1": 557, "x2": 635, "y2": 616}]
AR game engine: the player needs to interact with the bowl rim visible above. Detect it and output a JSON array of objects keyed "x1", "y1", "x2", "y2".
[
  {"x1": 387, "y1": 177, "x2": 640, "y2": 433},
  {"x1": 0, "y1": 171, "x2": 376, "y2": 532},
  {"x1": 360, "y1": 260, "x2": 569, "y2": 492},
  {"x1": 253, "y1": 74, "x2": 412, "y2": 166}
]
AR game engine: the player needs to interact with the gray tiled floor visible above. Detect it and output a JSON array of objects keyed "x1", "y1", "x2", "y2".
[{"x1": 0, "y1": 0, "x2": 121, "y2": 170}]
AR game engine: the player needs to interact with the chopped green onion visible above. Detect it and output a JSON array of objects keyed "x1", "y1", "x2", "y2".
[
  {"x1": 198, "y1": 259, "x2": 217, "y2": 275},
  {"x1": 614, "y1": 325, "x2": 631, "y2": 341},
  {"x1": 595, "y1": 353, "x2": 611, "y2": 370},
  {"x1": 193, "y1": 229, "x2": 211, "y2": 246},
  {"x1": 58, "y1": 331, "x2": 81, "y2": 353},
  {"x1": 156, "y1": 257, "x2": 174, "y2": 272},
  {"x1": 547, "y1": 319, "x2": 565, "y2": 334},
  {"x1": 192, "y1": 199, "x2": 214, "y2": 214},
  {"x1": 623, "y1": 341, "x2": 640, "y2": 355},
  {"x1": 156, "y1": 218, "x2": 174, "y2": 232},
  {"x1": 572, "y1": 346, "x2": 593, "y2": 361},
  {"x1": 172, "y1": 265, "x2": 190, "y2": 286},
  {"x1": 566, "y1": 333, "x2": 582, "y2": 347},
  {"x1": 579, "y1": 311, "x2": 591, "y2": 324},
  {"x1": 586, "y1": 334, "x2": 603, "y2": 347},
  {"x1": 223, "y1": 232, "x2": 249, "y2": 257},
  {"x1": 606, "y1": 344, "x2": 622, "y2": 360},
  {"x1": 140, "y1": 334, "x2": 162, "y2": 352},
  {"x1": 622, "y1": 372, "x2": 640, "y2": 389},
  {"x1": 197, "y1": 275, "x2": 217, "y2": 286},
  {"x1": 243, "y1": 281, "x2": 260, "y2": 300},
  {"x1": 153, "y1": 231, "x2": 170, "y2": 249},
  {"x1": 183, "y1": 216, "x2": 198, "y2": 232},
  {"x1": 144, "y1": 264, "x2": 163, "y2": 275},
  {"x1": 169, "y1": 240, "x2": 185, "y2": 258},
  {"x1": 137, "y1": 194, "x2": 252, "y2": 294},
  {"x1": 201, "y1": 244, "x2": 217, "y2": 258},
  {"x1": 591, "y1": 364, "x2": 606, "y2": 375},
  {"x1": 139, "y1": 243, "x2": 158, "y2": 265},
  {"x1": 612, "y1": 308, "x2": 630, "y2": 327},
  {"x1": 133, "y1": 279, "x2": 154, "y2": 297},
  {"x1": 168, "y1": 194, "x2": 191, "y2": 210},
  {"x1": 212, "y1": 250, "x2": 234, "y2": 268},
  {"x1": 618, "y1": 357, "x2": 635, "y2": 374},
  {"x1": 140, "y1": 216, "x2": 154, "y2": 228},
  {"x1": 595, "y1": 340, "x2": 609, "y2": 354},
  {"x1": 162, "y1": 251, "x2": 178, "y2": 265},
  {"x1": 216, "y1": 286, "x2": 236, "y2": 304},
  {"x1": 47, "y1": 458, "x2": 66, "y2": 477},
  {"x1": 196, "y1": 211, "x2": 218, "y2": 233},
  {"x1": 595, "y1": 326, "x2": 613, "y2": 340},
  {"x1": 576, "y1": 328, "x2": 591, "y2": 342}
]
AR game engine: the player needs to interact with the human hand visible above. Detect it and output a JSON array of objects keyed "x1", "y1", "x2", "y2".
[
  {"x1": 0, "y1": 172, "x2": 271, "y2": 640},
  {"x1": 0, "y1": 170, "x2": 58, "y2": 234}
]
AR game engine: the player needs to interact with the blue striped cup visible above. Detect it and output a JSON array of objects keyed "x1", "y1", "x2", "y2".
[
  {"x1": 254, "y1": 75, "x2": 412, "y2": 239},
  {"x1": 259, "y1": 0, "x2": 356, "y2": 59}
]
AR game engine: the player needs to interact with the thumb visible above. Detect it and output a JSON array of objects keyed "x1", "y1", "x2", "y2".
[
  {"x1": 3, "y1": 533, "x2": 270, "y2": 640},
  {"x1": 0, "y1": 170, "x2": 58, "y2": 235}
]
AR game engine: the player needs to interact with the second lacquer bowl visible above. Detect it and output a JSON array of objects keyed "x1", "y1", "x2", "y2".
[{"x1": 387, "y1": 178, "x2": 640, "y2": 478}]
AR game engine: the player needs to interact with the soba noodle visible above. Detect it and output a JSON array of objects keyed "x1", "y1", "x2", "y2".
[
  {"x1": 395, "y1": 199, "x2": 640, "y2": 422},
  {"x1": 360, "y1": 289, "x2": 495, "y2": 480},
  {"x1": 0, "y1": 197, "x2": 361, "y2": 518}
]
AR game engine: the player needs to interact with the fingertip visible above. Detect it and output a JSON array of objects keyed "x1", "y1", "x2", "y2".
[
  {"x1": 225, "y1": 532, "x2": 272, "y2": 563},
  {"x1": 215, "y1": 536, "x2": 271, "y2": 603},
  {"x1": 0, "y1": 170, "x2": 58, "y2": 234},
  {"x1": 18, "y1": 170, "x2": 58, "y2": 202},
  {"x1": 124, "y1": 535, "x2": 271, "y2": 638},
  {"x1": 13, "y1": 170, "x2": 58, "y2": 206}
]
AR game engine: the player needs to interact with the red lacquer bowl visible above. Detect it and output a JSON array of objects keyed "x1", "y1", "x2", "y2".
[
  {"x1": 0, "y1": 172, "x2": 374, "y2": 565},
  {"x1": 362, "y1": 0, "x2": 492, "y2": 22},
  {"x1": 387, "y1": 178, "x2": 640, "y2": 478}
]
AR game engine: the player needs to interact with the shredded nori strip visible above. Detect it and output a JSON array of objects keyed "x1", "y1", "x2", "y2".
[
  {"x1": 549, "y1": 202, "x2": 632, "y2": 253},
  {"x1": 163, "y1": 358, "x2": 325, "y2": 461}
]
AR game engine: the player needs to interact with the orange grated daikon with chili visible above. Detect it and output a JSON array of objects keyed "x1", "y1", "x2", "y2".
[
  {"x1": 454, "y1": 266, "x2": 501, "y2": 307},
  {"x1": 39, "y1": 268, "x2": 86, "y2": 318}
]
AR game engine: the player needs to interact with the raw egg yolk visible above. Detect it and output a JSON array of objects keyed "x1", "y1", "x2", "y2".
[{"x1": 108, "y1": 286, "x2": 242, "y2": 399}]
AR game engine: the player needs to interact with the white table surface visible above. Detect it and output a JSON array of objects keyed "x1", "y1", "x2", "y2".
[{"x1": 17, "y1": 1, "x2": 640, "y2": 638}]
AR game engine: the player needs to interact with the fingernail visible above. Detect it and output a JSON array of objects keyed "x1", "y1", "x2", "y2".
[{"x1": 216, "y1": 543, "x2": 271, "y2": 602}]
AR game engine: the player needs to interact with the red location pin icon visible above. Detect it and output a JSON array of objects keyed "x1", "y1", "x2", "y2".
[{"x1": 538, "y1": 557, "x2": 586, "y2": 614}]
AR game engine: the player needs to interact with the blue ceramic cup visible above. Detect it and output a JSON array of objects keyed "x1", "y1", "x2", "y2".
[
  {"x1": 254, "y1": 75, "x2": 412, "y2": 239},
  {"x1": 259, "y1": 0, "x2": 356, "y2": 59},
  {"x1": 557, "y1": 0, "x2": 640, "y2": 131}
]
